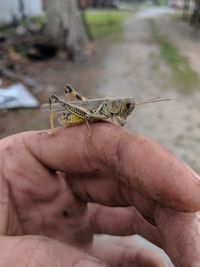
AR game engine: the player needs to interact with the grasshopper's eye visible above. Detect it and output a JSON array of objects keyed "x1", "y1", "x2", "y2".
[
  {"x1": 126, "y1": 102, "x2": 132, "y2": 109},
  {"x1": 119, "y1": 98, "x2": 135, "y2": 118}
]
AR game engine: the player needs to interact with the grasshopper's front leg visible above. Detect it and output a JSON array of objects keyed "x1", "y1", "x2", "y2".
[
  {"x1": 116, "y1": 116, "x2": 126, "y2": 126},
  {"x1": 86, "y1": 102, "x2": 111, "y2": 121}
]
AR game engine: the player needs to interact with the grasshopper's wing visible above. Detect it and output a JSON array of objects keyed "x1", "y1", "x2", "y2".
[
  {"x1": 41, "y1": 97, "x2": 123, "y2": 113},
  {"x1": 41, "y1": 102, "x2": 66, "y2": 113}
]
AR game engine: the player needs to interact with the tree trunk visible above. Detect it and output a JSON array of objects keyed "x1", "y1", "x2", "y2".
[{"x1": 46, "y1": 0, "x2": 90, "y2": 60}]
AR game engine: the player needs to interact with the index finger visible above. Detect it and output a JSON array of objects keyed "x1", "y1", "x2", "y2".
[{"x1": 23, "y1": 123, "x2": 200, "y2": 212}]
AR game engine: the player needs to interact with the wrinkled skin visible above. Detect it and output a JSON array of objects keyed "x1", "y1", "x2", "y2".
[{"x1": 0, "y1": 123, "x2": 200, "y2": 267}]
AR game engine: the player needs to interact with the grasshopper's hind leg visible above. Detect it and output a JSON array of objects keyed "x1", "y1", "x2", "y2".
[
  {"x1": 49, "y1": 96, "x2": 56, "y2": 129},
  {"x1": 65, "y1": 84, "x2": 87, "y2": 102},
  {"x1": 49, "y1": 94, "x2": 62, "y2": 129}
]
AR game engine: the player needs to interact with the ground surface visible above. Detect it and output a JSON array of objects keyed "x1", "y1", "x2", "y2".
[
  {"x1": 0, "y1": 6, "x2": 199, "y2": 173},
  {"x1": 94, "y1": 7, "x2": 200, "y2": 173}
]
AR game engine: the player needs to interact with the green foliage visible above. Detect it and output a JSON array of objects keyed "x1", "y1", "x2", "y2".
[
  {"x1": 31, "y1": 15, "x2": 46, "y2": 27},
  {"x1": 83, "y1": 9, "x2": 129, "y2": 39},
  {"x1": 150, "y1": 19, "x2": 199, "y2": 94},
  {"x1": 0, "y1": 15, "x2": 46, "y2": 36},
  {"x1": 0, "y1": 26, "x2": 13, "y2": 36}
]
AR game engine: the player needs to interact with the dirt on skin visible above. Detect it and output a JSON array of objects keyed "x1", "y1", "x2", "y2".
[{"x1": 0, "y1": 7, "x2": 199, "y2": 174}]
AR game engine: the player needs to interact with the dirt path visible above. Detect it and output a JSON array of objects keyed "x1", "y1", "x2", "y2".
[{"x1": 94, "y1": 7, "x2": 200, "y2": 173}]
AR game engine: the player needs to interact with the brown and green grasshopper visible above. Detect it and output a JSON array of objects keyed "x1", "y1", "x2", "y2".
[{"x1": 41, "y1": 84, "x2": 171, "y2": 141}]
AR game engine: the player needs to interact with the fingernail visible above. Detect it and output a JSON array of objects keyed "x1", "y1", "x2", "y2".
[{"x1": 184, "y1": 163, "x2": 200, "y2": 183}]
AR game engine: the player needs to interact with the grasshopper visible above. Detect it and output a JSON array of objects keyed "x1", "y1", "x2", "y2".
[{"x1": 41, "y1": 84, "x2": 171, "y2": 141}]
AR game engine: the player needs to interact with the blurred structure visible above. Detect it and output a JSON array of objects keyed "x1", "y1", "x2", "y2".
[
  {"x1": 189, "y1": 0, "x2": 200, "y2": 30},
  {"x1": 0, "y1": 0, "x2": 43, "y2": 25},
  {"x1": 45, "y1": 0, "x2": 90, "y2": 60},
  {"x1": 182, "y1": 0, "x2": 200, "y2": 31}
]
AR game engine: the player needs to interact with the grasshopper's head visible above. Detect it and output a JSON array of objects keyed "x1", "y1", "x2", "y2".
[
  {"x1": 118, "y1": 98, "x2": 135, "y2": 118},
  {"x1": 106, "y1": 97, "x2": 135, "y2": 118}
]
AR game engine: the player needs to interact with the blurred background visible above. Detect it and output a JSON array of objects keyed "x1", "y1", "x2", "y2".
[{"x1": 0, "y1": 0, "x2": 199, "y2": 173}]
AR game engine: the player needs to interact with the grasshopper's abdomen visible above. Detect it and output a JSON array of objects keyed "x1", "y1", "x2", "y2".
[{"x1": 58, "y1": 112, "x2": 85, "y2": 126}]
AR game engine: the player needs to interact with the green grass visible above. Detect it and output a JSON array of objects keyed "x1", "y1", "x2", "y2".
[
  {"x1": 160, "y1": 0, "x2": 168, "y2": 5},
  {"x1": 170, "y1": 11, "x2": 183, "y2": 20},
  {"x1": 150, "y1": 19, "x2": 199, "y2": 94},
  {"x1": 83, "y1": 9, "x2": 130, "y2": 39}
]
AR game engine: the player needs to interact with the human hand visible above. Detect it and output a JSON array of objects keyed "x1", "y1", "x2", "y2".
[{"x1": 0, "y1": 123, "x2": 200, "y2": 267}]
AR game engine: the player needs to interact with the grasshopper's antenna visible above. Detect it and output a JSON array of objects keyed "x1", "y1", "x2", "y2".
[{"x1": 136, "y1": 97, "x2": 172, "y2": 106}]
